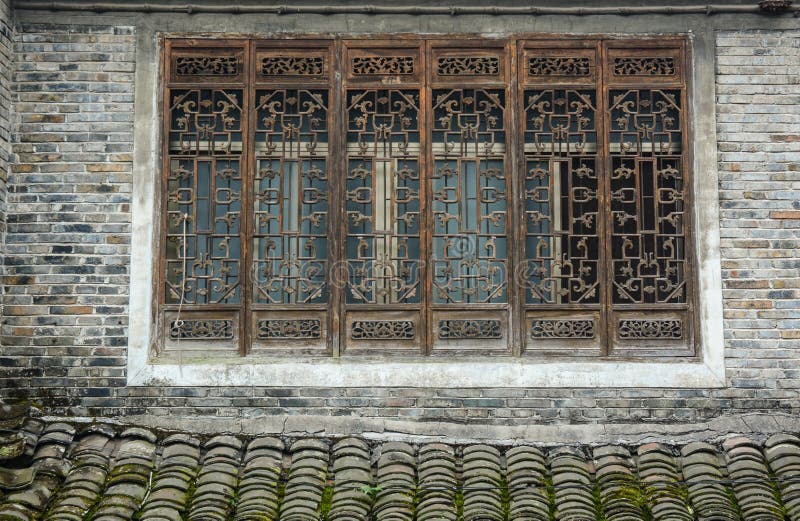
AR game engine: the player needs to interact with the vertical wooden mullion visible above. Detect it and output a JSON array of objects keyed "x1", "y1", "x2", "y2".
[
  {"x1": 681, "y1": 40, "x2": 697, "y2": 355},
  {"x1": 240, "y1": 39, "x2": 254, "y2": 356},
  {"x1": 157, "y1": 44, "x2": 170, "y2": 354},
  {"x1": 330, "y1": 38, "x2": 344, "y2": 357},
  {"x1": 598, "y1": 39, "x2": 612, "y2": 357},
  {"x1": 507, "y1": 38, "x2": 523, "y2": 356},
  {"x1": 421, "y1": 41, "x2": 433, "y2": 355}
]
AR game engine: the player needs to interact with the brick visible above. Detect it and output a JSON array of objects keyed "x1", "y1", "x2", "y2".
[{"x1": 771, "y1": 211, "x2": 800, "y2": 219}]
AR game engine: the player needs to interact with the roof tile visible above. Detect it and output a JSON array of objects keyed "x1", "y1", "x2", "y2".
[{"x1": 3, "y1": 419, "x2": 800, "y2": 520}]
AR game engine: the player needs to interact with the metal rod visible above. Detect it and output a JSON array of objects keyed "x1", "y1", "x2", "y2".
[{"x1": 11, "y1": 1, "x2": 800, "y2": 16}]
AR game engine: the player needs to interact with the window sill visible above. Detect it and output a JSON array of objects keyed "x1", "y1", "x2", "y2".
[{"x1": 127, "y1": 356, "x2": 725, "y2": 388}]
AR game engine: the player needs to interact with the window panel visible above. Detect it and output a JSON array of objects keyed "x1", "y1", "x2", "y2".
[
  {"x1": 165, "y1": 89, "x2": 243, "y2": 306},
  {"x1": 608, "y1": 88, "x2": 687, "y2": 306},
  {"x1": 523, "y1": 88, "x2": 600, "y2": 306},
  {"x1": 157, "y1": 37, "x2": 696, "y2": 359},
  {"x1": 252, "y1": 88, "x2": 329, "y2": 305},
  {"x1": 345, "y1": 89, "x2": 422, "y2": 305},
  {"x1": 431, "y1": 88, "x2": 508, "y2": 305}
]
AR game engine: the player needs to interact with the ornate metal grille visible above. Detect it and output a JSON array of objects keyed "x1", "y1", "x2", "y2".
[
  {"x1": 431, "y1": 88, "x2": 508, "y2": 304},
  {"x1": 523, "y1": 88, "x2": 600, "y2": 306},
  {"x1": 165, "y1": 88, "x2": 243, "y2": 306},
  {"x1": 253, "y1": 88, "x2": 329, "y2": 304},
  {"x1": 345, "y1": 89, "x2": 422, "y2": 305},
  {"x1": 159, "y1": 38, "x2": 694, "y2": 358},
  {"x1": 608, "y1": 88, "x2": 686, "y2": 305}
]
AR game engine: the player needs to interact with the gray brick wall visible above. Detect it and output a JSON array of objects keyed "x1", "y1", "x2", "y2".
[
  {"x1": 0, "y1": 0, "x2": 13, "y2": 320},
  {"x1": 1, "y1": 22, "x2": 134, "y2": 406},
  {"x1": 0, "y1": 23, "x2": 798, "y2": 424}
]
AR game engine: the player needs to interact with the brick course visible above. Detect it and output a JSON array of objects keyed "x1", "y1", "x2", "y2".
[{"x1": 0, "y1": 24, "x2": 798, "y2": 425}]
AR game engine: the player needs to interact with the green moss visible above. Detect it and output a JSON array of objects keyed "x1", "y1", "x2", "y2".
[
  {"x1": 454, "y1": 488, "x2": 464, "y2": 521},
  {"x1": 180, "y1": 478, "x2": 198, "y2": 521},
  {"x1": 725, "y1": 485, "x2": 745, "y2": 520},
  {"x1": 317, "y1": 484, "x2": 335, "y2": 520},
  {"x1": 592, "y1": 482, "x2": 606, "y2": 521},
  {"x1": 499, "y1": 477, "x2": 510, "y2": 521}
]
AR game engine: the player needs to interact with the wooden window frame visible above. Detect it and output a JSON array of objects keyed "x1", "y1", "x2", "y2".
[{"x1": 155, "y1": 35, "x2": 697, "y2": 360}]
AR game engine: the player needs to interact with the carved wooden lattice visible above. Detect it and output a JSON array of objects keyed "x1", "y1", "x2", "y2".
[
  {"x1": 351, "y1": 320, "x2": 416, "y2": 339},
  {"x1": 252, "y1": 89, "x2": 329, "y2": 304},
  {"x1": 160, "y1": 39, "x2": 694, "y2": 357},
  {"x1": 618, "y1": 319, "x2": 683, "y2": 339},
  {"x1": 431, "y1": 88, "x2": 508, "y2": 304},
  {"x1": 529, "y1": 57, "x2": 591, "y2": 77},
  {"x1": 352, "y1": 56, "x2": 415, "y2": 75},
  {"x1": 613, "y1": 57, "x2": 676, "y2": 76},
  {"x1": 437, "y1": 56, "x2": 500, "y2": 76},
  {"x1": 438, "y1": 320, "x2": 502, "y2": 339},
  {"x1": 176, "y1": 56, "x2": 240, "y2": 76},
  {"x1": 169, "y1": 319, "x2": 234, "y2": 340},
  {"x1": 257, "y1": 319, "x2": 322, "y2": 339},
  {"x1": 345, "y1": 89, "x2": 421, "y2": 305},
  {"x1": 261, "y1": 56, "x2": 325, "y2": 76},
  {"x1": 530, "y1": 319, "x2": 595, "y2": 339}
]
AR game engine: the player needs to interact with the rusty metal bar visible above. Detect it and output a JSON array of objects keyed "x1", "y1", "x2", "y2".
[{"x1": 12, "y1": 1, "x2": 800, "y2": 16}]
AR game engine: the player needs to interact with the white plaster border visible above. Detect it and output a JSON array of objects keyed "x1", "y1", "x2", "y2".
[{"x1": 127, "y1": 23, "x2": 725, "y2": 388}]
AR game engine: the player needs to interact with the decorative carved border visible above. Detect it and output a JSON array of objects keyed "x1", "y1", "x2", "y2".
[
  {"x1": 530, "y1": 319, "x2": 596, "y2": 339},
  {"x1": 438, "y1": 319, "x2": 503, "y2": 339},
  {"x1": 528, "y1": 56, "x2": 591, "y2": 76},
  {"x1": 257, "y1": 319, "x2": 322, "y2": 339},
  {"x1": 351, "y1": 320, "x2": 415, "y2": 340},
  {"x1": 261, "y1": 56, "x2": 325, "y2": 76},
  {"x1": 175, "y1": 56, "x2": 240, "y2": 76},
  {"x1": 169, "y1": 319, "x2": 234, "y2": 340},
  {"x1": 437, "y1": 56, "x2": 500, "y2": 76},
  {"x1": 618, "y1": 319, "x2": 683, "y2": 339},
  {"x1": 612, "y1": 56, "x2": 676, "y2": 76},
  {"x1": 351, "y1": 56, "x2": 415, "y2": 75}
]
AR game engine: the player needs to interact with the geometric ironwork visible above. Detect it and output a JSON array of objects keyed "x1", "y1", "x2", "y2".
[
  {"x1": 165, "y1": 88, "x2": 243, "y2": 305},
  {"x1": 438, "y1": 320, "x2": 502, "y2": 339},
  {"x1": 523, "y1": 89, "x2": 600, "y2": 305},
  {"x1": 431, "y1": 88, "x2": 508, "y2": 304},
  {"x1": 252, "y1": 88, "x2": 329, "y2": 304},
  {"x1": 169, "y1": 319, "x2": 234, "y2": 340},
  {"x1": 530, "y1": 319, "x2": 595, "y2": 339},
  {"x1": 618, "y1": 319, "x2": 683, "y2": 339},
  {"x1": 351, "y1": 320, "x2": 416, "y2": 340},
  {"x1": 608, "y1": 89, "x2": 686, "y2": 304},
  {"x1": 345, "y1": 89, "x2": 421, "y2": 304},
  {"x1": 257, "y1": 319, "x2": 322, "y2": 339}
]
